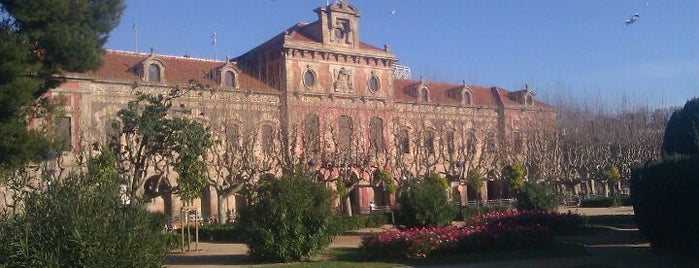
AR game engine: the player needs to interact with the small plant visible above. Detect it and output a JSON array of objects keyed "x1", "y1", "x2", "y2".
[
  {"x1": 514, "y1": 181, "x2": 562, "y2": 211},
  {"x1": 503, "y1": 164, "x2": 526, "y2": 192},
  {"x1": 236, "y1": 171, "x2": 334, "y2": 262},
  {"x1": 397, "y1": 175, "x2": 456, "y2": 228}
]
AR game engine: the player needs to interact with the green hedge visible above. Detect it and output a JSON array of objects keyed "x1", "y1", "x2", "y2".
[
  {"x1": 175, "y1": 224, "x2": 243, "y2": 243},
  {"x1": 333, "y1": 213, "x2": 391, "y2": 233},
  {"x1": 580, "y1": 195, "x2": 631, "y2": 208},
  {"x1": 631, "y1": 156, "x2": 699, "y2": 256}
]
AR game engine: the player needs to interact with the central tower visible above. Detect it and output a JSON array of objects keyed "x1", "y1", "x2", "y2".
[{"x1": 315, "y1": 1, "x2": 361, "y2": 48}]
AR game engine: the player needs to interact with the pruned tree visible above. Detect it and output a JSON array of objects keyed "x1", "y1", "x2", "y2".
[{"x1": 111, "y1": 85, "x2": 212, "y2": 205}]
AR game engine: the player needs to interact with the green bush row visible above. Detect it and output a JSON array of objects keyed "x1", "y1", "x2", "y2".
[
  {"x1": 333, "y1": 213, "x2": 392, "y2": 233},
  {"x1": 580, "y1": 195, "x2": 631, "y2": 208}
]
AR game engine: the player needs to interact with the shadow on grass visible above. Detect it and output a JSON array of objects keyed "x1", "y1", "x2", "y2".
[
  {"x1": 165, "y1": 253, "x2": 255, "y2": 266},
  {"x1": 290, "y1": 241, "x2": 589, "y2": 268},
  {"x1": 585, "y1": 214, "x2": 637, "y2": 228}
]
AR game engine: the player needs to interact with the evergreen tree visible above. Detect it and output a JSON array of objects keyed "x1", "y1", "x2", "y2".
[
  {"x1": 662, "y1": 98, "x2": 699, "y2": 158},
  {"x1": 0, "y1": 0, "x2": 124, "y2": 175}
]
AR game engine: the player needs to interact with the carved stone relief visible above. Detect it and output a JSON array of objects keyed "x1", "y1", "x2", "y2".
[{"x1": 332, "y1": 67, "x2": 353, "y2": 92}]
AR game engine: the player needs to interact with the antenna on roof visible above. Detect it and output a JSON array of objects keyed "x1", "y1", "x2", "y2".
[
  {"x1": 132, "y1": 21, "x2": 139, "y2": 53},
  {"x1": 211, "y1": 32, "x2": 218, "y2": 60}
]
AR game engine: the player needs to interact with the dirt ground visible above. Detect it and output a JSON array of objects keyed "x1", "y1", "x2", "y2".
[{"x1": 164, "y1": 206, "x2": 698, "y2": 268}]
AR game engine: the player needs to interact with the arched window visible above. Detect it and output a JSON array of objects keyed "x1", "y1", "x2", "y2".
[
  {"x1": 304, "y1": 114, "x2": 320, "y2": 154},
  {"x1": 106, "y1": 119, "x2": 121, "y2": 146},
  {"x1": 419, "y1": 88, "x2": 429, "y2": 102},
  {"x1": 399, "y1": 129, "x2": 410, "y2": 154},
  {"x1": 260, "y1": 124, "x2": 274, "y2": 155},
  {"x1": 148, "y1": 64, "x2": 160, "y2": 82},
  {"x1": 424, "y1": 130, "x2": 435, "y2": 155},
  {"x1": 226, "y1": 123, "x2": 240, "y2": 148},
  {"x1": 463, "y1": 91, "x2": 472, "y2": 105},
  {"x1": 369, "y1": 117, "x2": 384, "y2": 153},
  {"x1": 224, "y1": 71, "x2": 235, "y2": 88},
  {"x1": 445, "y1": 130, "x2": 455, "y2": 154},
  {"x1": 338, "y1": 116, "x2": 353, "y2": 159},
  {"x1": 525, "y1": 95, "x2": 533, "y2": 105}
]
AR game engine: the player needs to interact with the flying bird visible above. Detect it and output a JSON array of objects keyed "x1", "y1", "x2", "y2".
[{"x1": 625, "y1": 13, "x2": 639, "y2": 25}]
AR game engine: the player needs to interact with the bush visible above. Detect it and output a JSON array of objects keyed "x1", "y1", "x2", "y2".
[
  {"x1": 514, "y1": 182, "x2": 562, "y2": 211},
  {"x1": 236, "y1": 171, "x2": 334, "y2": 262},
  {"x1": 0, "y1": 153, "x2": 169, "y2": 267},
  {"x1": 397, "y1": 177, "x2": 456, "y2": 228},
  {"x1": 632, "y1": 156, "x2": 699, "y2": 256}
]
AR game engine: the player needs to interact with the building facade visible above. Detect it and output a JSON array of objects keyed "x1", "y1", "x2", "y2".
[{"x1": 41, "y1": 2, "x2": 555, "y2": 218}]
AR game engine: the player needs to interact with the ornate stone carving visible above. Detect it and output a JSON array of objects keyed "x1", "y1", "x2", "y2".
[{"x1": 332, "y1": 67, "x2": 353, "y2": 92}]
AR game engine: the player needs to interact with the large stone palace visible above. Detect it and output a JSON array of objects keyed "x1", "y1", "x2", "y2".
[{"x1": 36, "y1": 2, "x2": 555, "y2": 218}]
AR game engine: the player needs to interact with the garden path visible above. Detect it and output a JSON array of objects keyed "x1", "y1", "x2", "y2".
[{"x1": 164, "y1": 207, "x2": 699, "y2": 268}]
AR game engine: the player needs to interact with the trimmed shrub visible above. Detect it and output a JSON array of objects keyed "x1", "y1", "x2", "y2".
[
  {"x1": 514, "y1": 182, "x2": 562, "y2": 211},
  {"x1": 191, "y1": 224, "x2": 243, "y2": 242},
  {"x1": 397, "y1": 177, "x2": 457, "y2": 228},
  {"x1": 580, "y1": 195, "x2": 631, "y2": 208},
  {"x1": 236, "y1": 171, "x2": 334, "y2": 262},
  {"x1": 332, "y1": 213, "x2": 392, "y2": 234},
  {"x1": 0, "y1": 153, "x2": 169, "y2": 267},
  {"x1": 632, "y1": 156, "x2": 699, "y2": 256}
]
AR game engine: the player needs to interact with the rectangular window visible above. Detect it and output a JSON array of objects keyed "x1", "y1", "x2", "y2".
[
  {"x1": 54, "y1": 116, "x2": 72, "y2": 151},
  {"x1": 261, "y1": 125, "x2": 274, "y2": 155},
  {"x1": 486, "y1": 135, "x2": 496, "y2": 153},
  {"x1": 424, "y1": 131, "x2": 435, "y2": 154},
  {"x1": 513, "y1": 132, "x2": 523, "y2": 153},
  {"x1": 446, "y1": 131, "x2": 455, "y2": 154}
]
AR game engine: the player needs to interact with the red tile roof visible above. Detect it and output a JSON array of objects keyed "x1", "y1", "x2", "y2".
[
  {"x1": 392, "y1": 79, "x2": 551, "y2": 108},
  {"x1": 393, "y1": 79, "x2": 497, "y2": 106},
  {"x1": 75, "y1": 50, "x2": 275, "y2": 92}
]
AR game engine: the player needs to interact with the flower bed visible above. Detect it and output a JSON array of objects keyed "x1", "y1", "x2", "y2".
[
  {"x1": 361, "y1": 210, "x2": 580, "y2": 258},
  {"x1": 468, "y1": 210, "x2": 583, "y2": 234}
]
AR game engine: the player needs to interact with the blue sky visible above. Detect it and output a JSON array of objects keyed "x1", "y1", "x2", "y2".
[{"x1": 105, "y1": 0, "x2": 698, "y2": 109}]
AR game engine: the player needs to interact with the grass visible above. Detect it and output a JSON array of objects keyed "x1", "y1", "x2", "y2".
[{"x1": 258, "y1": 241, "x2": 588, "y2": 268}]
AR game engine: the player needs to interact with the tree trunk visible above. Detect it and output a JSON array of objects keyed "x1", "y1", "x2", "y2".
[
  {"x1": 217, "y1": 191, "x2": 227, "y2": 224},
  {"x1": 344, "y1": 196, "x2": 353, "y2": 217}
]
